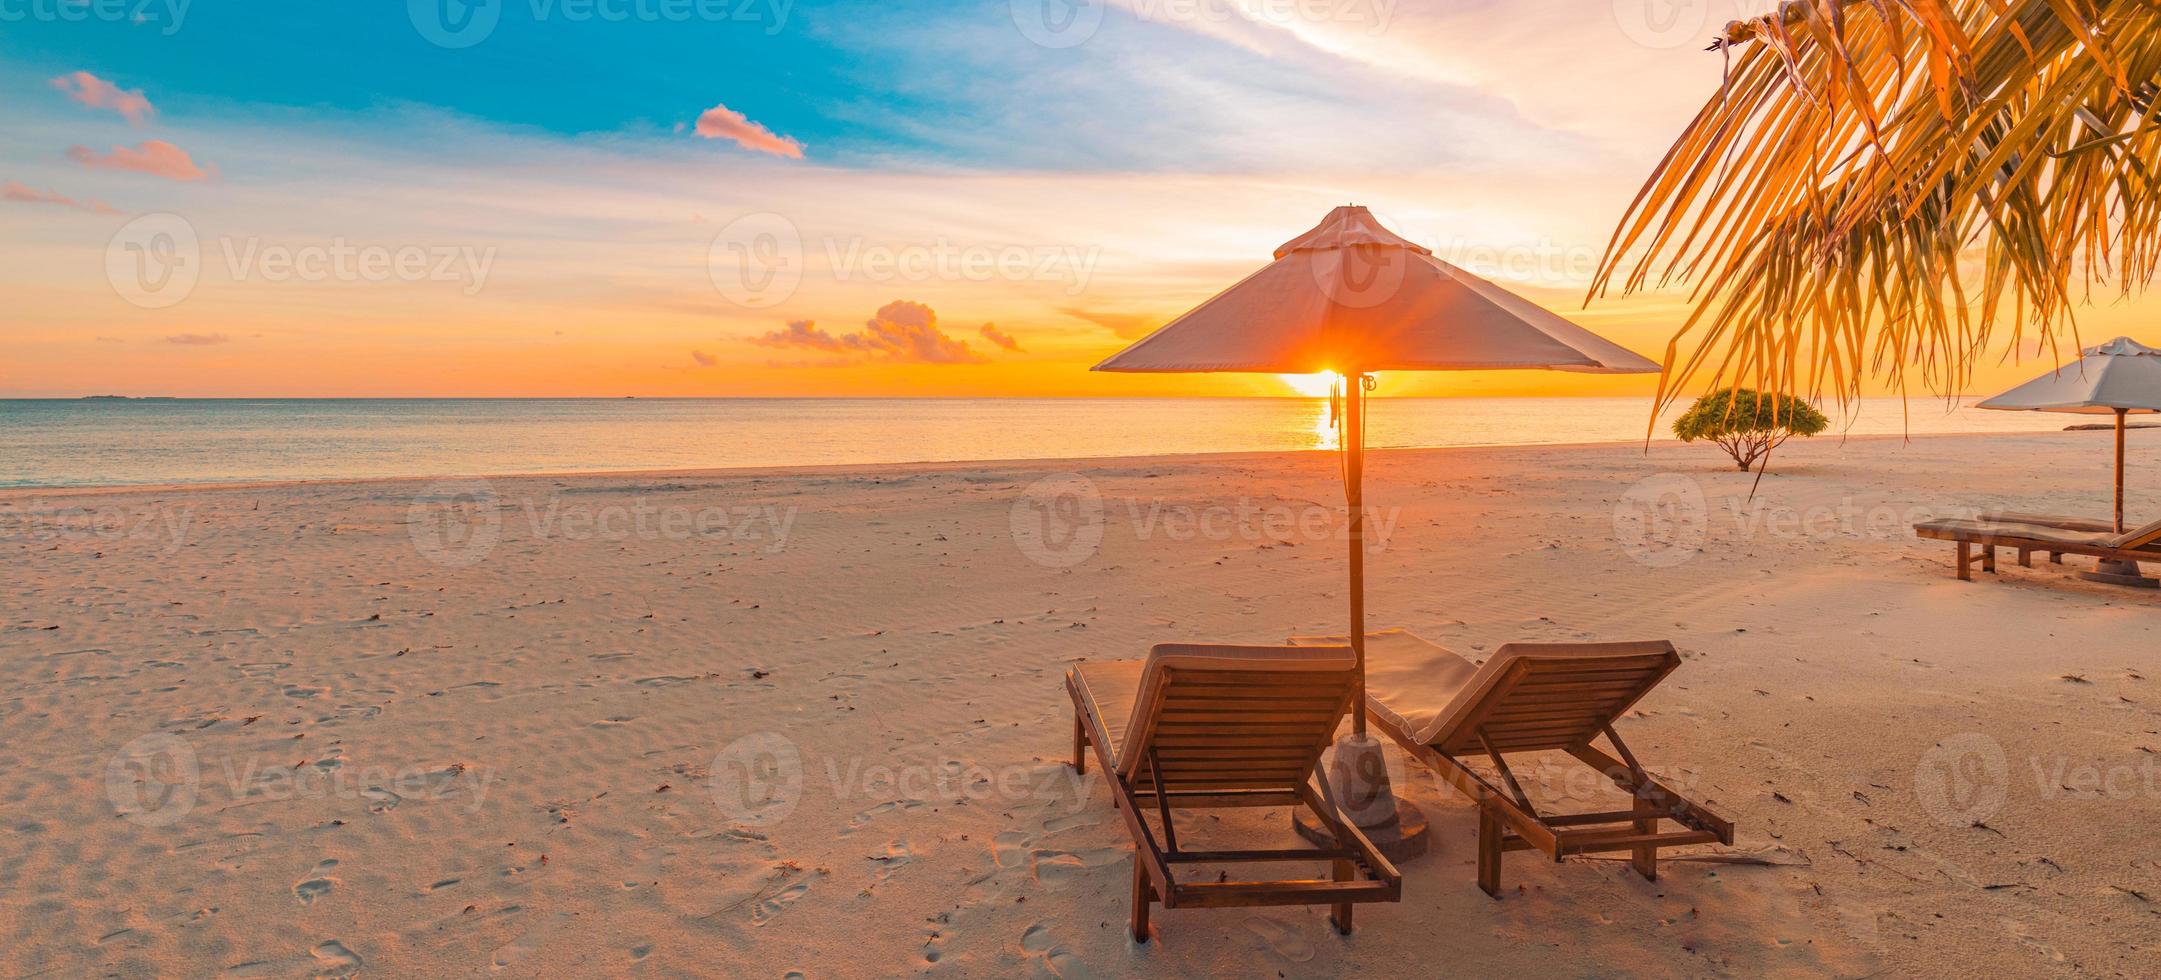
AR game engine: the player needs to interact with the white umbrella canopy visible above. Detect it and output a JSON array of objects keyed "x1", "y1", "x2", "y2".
[
  {"x1": 1978, "y1": 337, "x2": 2161, "y2": 583},
  {"x1": 1095, "y1": 206, "x2": 1659, "y2": 375},
  {"x1": 1091, "y1": 206, "x2": 1657, "y2": 846},
  {"x1": 1977, "y1": 337, "x2": 2161, "y2": 415}
]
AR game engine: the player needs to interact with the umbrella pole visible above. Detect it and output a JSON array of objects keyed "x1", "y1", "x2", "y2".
[
  {"x1": 1296, "y1": 372, "x2": 1430, "y2": 860},
  {"x1": 2117, "y1": 408, "x2": 2128, "y2": 535},
  {"x1": 2083, "y1": 407, "x2": 2155, "y2": 587},
  {"x1": 1345, "y1": 374, "x2": 1367, "y2": 737}
]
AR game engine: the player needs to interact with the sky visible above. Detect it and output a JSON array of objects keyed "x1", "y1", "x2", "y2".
[{"x1": 4, "y1": 0, "x2": 2154, "y2": 398}]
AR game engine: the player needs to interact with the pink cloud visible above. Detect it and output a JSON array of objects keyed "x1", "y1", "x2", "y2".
[
  {"x1": 691, "y1": 349, "x2": 719, "y2": 367},
  {"x1": 978, "y1": 323, "x2": 1024, "y2": 353},
  {"x1": 67, "y1": 140, "x2": 212, "y2": 181},
  {"x1": 50, "y1": 71, "x2": 155, "y2": 125},
  {"x1": 693, "y1": 103, "x2": 805, "y2": 159},
  {"x1": 2, "y1": 180, "x2": 118, "y2": 214},
  {"x1": 166, "y1": 333, "x2": 229, "y2": 346},
  {"x1": 751, "y1": 301, "x2": 986, "y2": 364}
]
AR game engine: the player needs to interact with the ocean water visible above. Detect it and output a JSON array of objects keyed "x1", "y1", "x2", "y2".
[{"x1": 0, "y1": 397, "x2": 2077, "y2": 488}]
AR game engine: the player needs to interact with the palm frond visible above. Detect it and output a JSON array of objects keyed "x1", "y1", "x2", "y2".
[{"x1": 1596, "y1": 0, "x2": 2161, "y2": 412}]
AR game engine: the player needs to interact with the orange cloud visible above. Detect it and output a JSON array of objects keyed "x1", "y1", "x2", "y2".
[
  {"x1": 694, "y1": 103, "x2": 804, "y2": 159},
  {"x1": 691, "y1": 349, "x2": 719, "y2": 367},
  {"x1": 752, "y1": 301, "x2": 986, "y2": 364},
  {"x1": 979, "y1": 323, "x2": 1023, "y2": 352},
  {"x1": 1059, "y1": 307, "x2": 1161, "y2": 340},
  {"x1": 50, "y1": 71, "x2": 155, "y2": 125},
  {"x1": 166, "y1": 333, "x2": 230, "y2": 345},
  {"x1": 68, "y1": 140, "x2": 212, "y2": 181},
  {"x1": 3, "y1": 180, "x2": 118, "y2": 214}
]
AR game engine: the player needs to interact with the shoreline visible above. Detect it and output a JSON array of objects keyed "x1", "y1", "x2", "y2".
[{"x1": 0, "y1": 427, "x2": 2122, "y2": 497}]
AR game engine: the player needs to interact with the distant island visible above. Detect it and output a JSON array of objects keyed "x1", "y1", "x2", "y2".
[{"x1": 80, "y1": 395, "x2": 177, "y2": 400}]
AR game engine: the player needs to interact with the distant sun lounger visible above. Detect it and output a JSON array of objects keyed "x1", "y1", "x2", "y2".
[
  {"x1": 1913, "y1": 514, "x2": 2161, "y2": 581},
  {"x1": 1066, "y1": 644, "x2": 1402, "y2": 940},
  {"x1": 1292, "y1": 630, "x2": 1734, "y2": 897}
]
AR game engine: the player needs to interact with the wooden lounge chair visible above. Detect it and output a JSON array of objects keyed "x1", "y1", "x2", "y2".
[
  {"x1": 1291, "y1": 630, "x2": 1733, "y2": 897},
  {"x1": 1913, "y1": 515, "x2": 2161, "y2": 581},
  {"x1": 1066, "y1": 643, "x2": 1402, "y2": 940}
]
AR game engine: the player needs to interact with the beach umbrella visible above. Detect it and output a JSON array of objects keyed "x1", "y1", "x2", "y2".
[
  {"x1": 1094, "y1": 205, "x2": 1658, "y2": 841},
  {"x1": 1978, "y1": 336, "x2": 2161, "y2": 583}
]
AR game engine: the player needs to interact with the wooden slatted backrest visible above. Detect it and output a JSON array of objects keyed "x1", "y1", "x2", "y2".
[
  {"x1": 1430, "y1": 643, "x2": 1680, "y2": 756},
  {"x1": 2109, "y1": 516, "x2": 2161, "y2": 550},
  {"x1": 1118, "y1": 644, "x2": 1357, "y2": 792}
]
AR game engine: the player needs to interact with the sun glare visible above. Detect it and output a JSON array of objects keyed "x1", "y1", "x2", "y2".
[{"x1": 1278, "y1": 371, "x2": 1342, "y2": 398}]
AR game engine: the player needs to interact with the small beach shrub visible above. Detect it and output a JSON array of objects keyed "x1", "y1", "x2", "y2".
[{"x1": 1673, "y1": 389, "x2": 1830, "y2": 471}]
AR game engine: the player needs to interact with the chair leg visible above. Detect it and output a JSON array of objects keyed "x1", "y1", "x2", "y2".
[
  {"x1": 2050, "y1": 551, "x2": 2064, "y2": 565},
  {"x1": 1071, "y1": 711, "x2": 1087, "y2": 774},
  {"x1": 1629, "y1": 797, "x2": 1658, "y2": 882},
  {"x1": 1129, "y1": 858, "x2": 1152, "y2": 943},
  {"x1": 1477, "y1": 805, "x2": 1503, "y2": 898},
  {"x1": 2017, "y1": 547, "x2": 2033, "y2": 568},
  {"x1": 1329, "y1": 858, "x2": 1354, "y2": 935},
  {"x1": 1982, "y1": 545, "x2": 1997, "y2": 573},
  {"x1": 1956, "y1": 541, "x2": 1972, "y2": 581}
]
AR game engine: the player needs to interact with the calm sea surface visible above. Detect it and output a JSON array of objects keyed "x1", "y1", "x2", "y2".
[{"x1": 0, "y1": 398, "x2": 2076, "y2": 488}]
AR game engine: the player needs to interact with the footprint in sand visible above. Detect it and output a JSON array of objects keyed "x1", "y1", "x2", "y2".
[
  {"x1": 492, "y1": 912, "x2": 568, "y2": 970},
  {"x1": 869, "y1": 840, "x2": 912, "y2": 884},
  {"x1": 309, "y1": 940, "x2": 364, "y2": 977},
  {"x1": 1040, "y1": 812, "x2": 1101, "y2": 835},
  {"x1": 1244, "y1": 915, "x2": 1316, "y2": 963},
  {"x1": 991, "y1": 830, "x2": 1032, "y2": 869},
  {"x1": 1029, "y1": 847, "x2": 1122, "y2": 885},
  {"x1": 362, "y1": 787, "x2": 402, "y2": 813},
  {"x1": 1021, "y1": 924, "x2": 1093, "y2": 978},
  {"x1": 845, "y1": 799, "x2": 924, "y2": 834},
  {"x1": 294, "y1": 860, "x2": 340, "y2": 904},
  {"x1": 751, "y1": 882, "x2": 810, "y2": 926}
]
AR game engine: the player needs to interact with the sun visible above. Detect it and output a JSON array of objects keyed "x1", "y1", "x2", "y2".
[{"x1": 1277, "y1": 371, "x2": 1342, "y2": 397}]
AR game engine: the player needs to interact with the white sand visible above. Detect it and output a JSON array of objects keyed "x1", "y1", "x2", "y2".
[{"x1": 4, "y1": 431, "x2": 2158, "y2": 977}]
